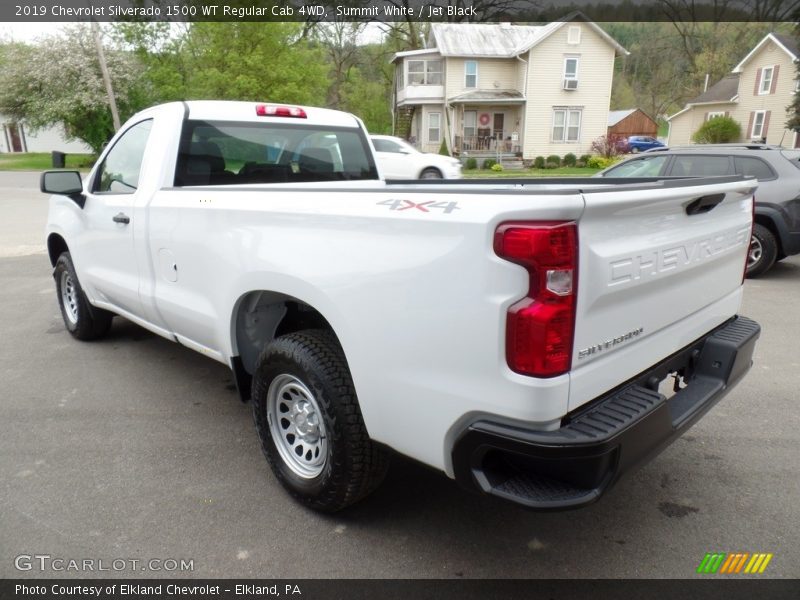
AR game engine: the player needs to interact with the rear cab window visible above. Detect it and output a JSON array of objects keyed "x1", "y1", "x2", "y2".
[{"x1": 174, "y1": 120, "x2": 378, "y2": 186}]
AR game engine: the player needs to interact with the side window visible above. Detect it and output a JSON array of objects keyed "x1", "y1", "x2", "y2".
[
  {"x1": 669, "y1": 155, "x2": 731, "y2": 177},
  {"x1": 373, "y1": 139, "x2": 402, "y2": 153},
  {"x1": 734, "y1": 156, "x2": 776, "y2": 181},
  {"x1": 94, "y1": 120, "x2": 153, "y2": 193},
  {"x1": 603, "y1": 155, "x2": 668, "y2": 177}
]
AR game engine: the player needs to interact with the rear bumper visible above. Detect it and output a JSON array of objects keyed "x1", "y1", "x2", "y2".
[{"x1": 451, "y1": 315, "x2": 760, "y2": 510}]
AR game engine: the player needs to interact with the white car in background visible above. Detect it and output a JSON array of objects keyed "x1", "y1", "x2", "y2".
[{"x1": 370, "y1": 135, "x2": 462, "y2": 180}]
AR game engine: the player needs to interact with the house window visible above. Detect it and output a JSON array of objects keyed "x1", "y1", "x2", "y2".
[
  {"x1": 428, "y1": 112, "x2": 441, "y2": 143},
  {"x1": 567, "y1": 26, "x2": 581, "y2": 45},
  {"x1": 465, "y1": 61, "x2": 477, "y2": 88},
  {"x1": 552, "y1": 108, "x2": 582, "y2": 142},
  {"x1": 407, "y1": 59, "x2": 442, "y2": 86},
  {"x1": 707, "y1": 111, "x2": 725, "y2": 120},
  {"x1": 463, "y1": 111, "x2": 477, "y2": 138},
  {"x1": 759, "y1": 66, "x2": 773, "y2": 94},
  {"x1": 751, "y1": 111, "x2": 766, "y2": 138},
  {"x1": 563, "y1": 57, "x2": 579, "y2": 90}
]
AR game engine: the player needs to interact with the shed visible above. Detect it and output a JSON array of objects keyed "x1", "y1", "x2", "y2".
[{"x1": 607, "y1": 108, "x2": 658, "y2": 138}]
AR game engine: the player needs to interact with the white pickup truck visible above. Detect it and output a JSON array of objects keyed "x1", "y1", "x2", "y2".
[{"x1": 42, "y1": 101, "x2": 760, "y2": 512}]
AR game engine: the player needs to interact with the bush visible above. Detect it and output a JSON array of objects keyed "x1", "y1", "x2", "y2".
[
  {"x1": 491, "y1": 163, "x2": 504, "y2": 172},
  {"x1": 533, "y1": 156, "x2": 545, "y2": 169},
  {"x1": 563, "y1": 153, "x2": 577, "y2": 167},
  {"x1": 586, "y1": 156, "x2": 622, "y2": 169},
  {"x1": 546, "y1": 154, "x2": 562, "y2": 166},
  {"x1": 465, "y1": 157, "x2": 478, "y2": 170},
  {"x1": 576, "y1": 160, "x2": 586, "y2": 168},
  {"x1": 545, "y1": 161, "x2": 560, "y2": 169},
  {"x1": 580, "y1": 154, "x2": 591, "y2": 164},
  {"x1": 692, "y1": 116, "x2": 742, "y2": 144},
  {"x1": 590, "y1": 134, "x2": 625, "y2": 158},
  {"x1": 438, "y1": 139, "x2": 450, "y2": 156},
  {"x1": 482, "y1": 158, "x2": 497, "y2": 169}
]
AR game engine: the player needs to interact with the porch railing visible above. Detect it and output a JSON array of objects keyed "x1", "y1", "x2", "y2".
[{"x1": 454, "y1": 132, "x2": 519, "y2": 154}]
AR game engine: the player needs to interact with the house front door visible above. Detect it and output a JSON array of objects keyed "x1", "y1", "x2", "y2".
[{"x1": 493, "y1": 114, "x2": 505, "y2": 144}]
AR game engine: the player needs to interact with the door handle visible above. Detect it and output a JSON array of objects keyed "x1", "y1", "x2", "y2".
[{"x1": 113, "y1": 212, "x2": 130, "y2": 224}]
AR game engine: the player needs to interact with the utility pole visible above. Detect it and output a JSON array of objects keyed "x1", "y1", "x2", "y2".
[{"x1": 91, "y1": 20, "x2": 121, "y2": 131}]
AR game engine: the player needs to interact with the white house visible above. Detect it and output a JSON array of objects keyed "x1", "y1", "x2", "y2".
[
  {"x1": 391, "y1": 15, "x2": 628, "y2": 160},
  {"x1": 0, "y1": 116, "x2": 91, "y2": 154},
  {"x1": 667, "y1": 33, "x2": 800, "y2": 148}
]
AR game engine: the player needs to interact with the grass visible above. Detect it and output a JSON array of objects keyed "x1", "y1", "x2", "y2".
[
  {"x1": 0, "y1": 152, "x2": 96, "y2": 171},
  {"x1": 463, "y1": 166, "x2": 601, "y2": 178}
]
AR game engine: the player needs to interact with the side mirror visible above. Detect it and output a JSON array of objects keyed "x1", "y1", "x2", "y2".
[{"x1": 40, "y1": 171, "x2": 85, "y2": 208}]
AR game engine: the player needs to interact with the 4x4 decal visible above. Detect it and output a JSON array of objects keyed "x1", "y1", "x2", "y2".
[{"x1": 377, "y1": 199, "x2": 460, "y2": 214}]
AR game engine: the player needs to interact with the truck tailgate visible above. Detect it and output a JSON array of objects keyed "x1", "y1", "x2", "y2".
[{"x1": 569, "y1": 177, "x2": 755, "y2": 411}]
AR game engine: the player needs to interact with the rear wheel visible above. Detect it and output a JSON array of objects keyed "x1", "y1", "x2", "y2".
[
  {"x1": 630, "y1": 147, "x2": 640, "y2": 154},
  {"x1": 54, "y1": 252, "x2": 113, "y2": 340},
  {"x1": 420, "y1": 167, "x2": 443, "y2": 179},
  {"x1": 747, "y1": 224, "x2": 778, "y2": 277},
  {"x1": 252, "y1": 330, "x2": 388, "y2": 512}
]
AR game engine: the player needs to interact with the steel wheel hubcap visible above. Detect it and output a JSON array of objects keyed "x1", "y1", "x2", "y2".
[
  {"x1": 747, "y1": 235, "x2": 762, "y2": 269},
  {"x1": 267, "y1": 374, "x2": 327, "y2": 479},
  {"x1": 60, "y1": 271, "x2": 79, "y2": 325}
]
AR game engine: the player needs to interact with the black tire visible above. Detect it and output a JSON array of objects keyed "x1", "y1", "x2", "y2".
[
  {"x1": 747, "y1": 224, "x2": 778, "y2": 278},
  {"x1": 630, "y1": 147, "x2": 640, "y2": 154},
  {"x1": 419, "y1": 167, "x2": 443, "y2": 179},
  {"x1": 252, "y1": 330, "x2": 389, "y2": 512},
  {"x1": 54, "y1": 252, "x2": 113, "y2": 340}
]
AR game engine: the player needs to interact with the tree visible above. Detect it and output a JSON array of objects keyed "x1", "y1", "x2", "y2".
[
  {"x1": 0, "y1": 26, "x2": 145, "y2": 153},
  {"x1": 692, "y1": 116, "x2": 742, "y2": 143}
]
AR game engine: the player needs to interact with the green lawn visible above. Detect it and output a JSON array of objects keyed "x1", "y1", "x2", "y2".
[
  {"x1": 463, "y1": 166, "x2": 601, "y2": 178},
  {"x1": 0, "y1": 152, "x2": 96, "y2": 171}
]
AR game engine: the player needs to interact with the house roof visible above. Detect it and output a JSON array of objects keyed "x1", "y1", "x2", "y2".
[
  {"x1": 607, "y1": 109, "x2": 636, "y2": 127},
  {"x1": 448, "y1": 90, "x2": 525, "y2": 104},
  {"x1": 733, "y1": 32, "x2": 799, "y2": 73},
  {"x1": 688, "y1": 73, "x2": 740, "y2": 104},
  {"x1": 423, "y1": 14, "x2": 627, "y2": 59}
]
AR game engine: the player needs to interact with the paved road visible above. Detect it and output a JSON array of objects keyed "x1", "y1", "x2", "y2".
[{"x1": 1, "y1": 172, "x2": 798, "y2": 578}]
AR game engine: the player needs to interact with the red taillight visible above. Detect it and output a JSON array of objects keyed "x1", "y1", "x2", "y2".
[
  {"x1": 495, "y1": 222, "x2": 578, "y2": 377},
  {"x1": 255, "y1": 104, "x2": 307, "y2": 118}
]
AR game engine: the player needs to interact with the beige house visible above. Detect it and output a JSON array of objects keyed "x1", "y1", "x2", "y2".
[
  {"x1": 668, "y1": 33, "x2": 799, "y2": 148},
  {"x1": 391, "y1": 17, "x2": 628, "y2": 160}
]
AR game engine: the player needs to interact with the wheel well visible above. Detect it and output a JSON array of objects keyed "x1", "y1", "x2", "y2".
[
  {"x1": 754, "y1": 214, "x2": 783, "y2": 256},
  {"x1": 420, "y1": 166, "x2": 442, "y2": 177},
  {"x1": 47, "y1": 234, "x2": 69, "y2": 267},
  {"x1": 233, "y1": 291, "x2": 337, "y2": 378}
]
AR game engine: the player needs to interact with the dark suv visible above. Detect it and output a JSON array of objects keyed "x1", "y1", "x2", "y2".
[{"x1": 598, "y1": 144, "x2": 800, "y2": 276}]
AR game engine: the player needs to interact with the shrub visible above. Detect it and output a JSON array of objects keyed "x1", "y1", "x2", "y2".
[
  {"x1": 576, "y1": 160, "x2": 586, "y2": 168},
  {"x1": 692, "y1": 116, "x2": 742, "y2": 144},
  {"x1": 586, "y1": 156, "x2": 607, "y2": 169},
  {"x1": 547, "y1": 154, "x2": 562, "y2": 166},
  {"x1": 533, "y1": 156, "x2": 545, "y2": 169},
  {"x1": 482, "y1": 158, "x2": 497, "y2": 169},
  {"x1": 545, "y1": 160, "x2": 560, "y2": 169},
  {"x1": 563, "y1": 153, "x2": 577, "y2": 167},
  {"x1": 491, "y1": 163, "x2": 504, "y2": 172},
  {"x1": 438, "y1": 139, "x2": 450, "y2": 156},
  {"x1": 465, "y1": 157, "x2": 478, "y2": 170},
  {"x1": 580, "y1": 154, "x2": 591, "y2": 164},
  {"x1": 590, "y1": 134, "x2": 625, "y2": 158}
]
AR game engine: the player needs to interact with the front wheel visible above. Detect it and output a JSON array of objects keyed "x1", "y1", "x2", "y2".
[
  {"x1": 252, "y1": 330, "x2": 389, "y2": 512},
  {"x1": 54, "y1": 252, "x2": 113, "y2": 340},
  {"x1": 420, "y1": 167, "x2": 443, "y2": 179},
  {"x1": 747, "y1": 224, "x2": 777, "y2": 278}
]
